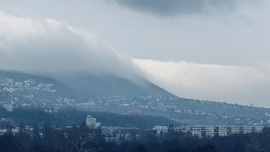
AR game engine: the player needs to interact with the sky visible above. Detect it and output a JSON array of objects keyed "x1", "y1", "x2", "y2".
[{"x1": 0, "y1": 0, "x2": 270, "y2": 107}]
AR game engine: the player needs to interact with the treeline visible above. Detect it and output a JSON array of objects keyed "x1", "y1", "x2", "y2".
[
  {"x1": 107, "y1": 128, "x2": 270, "y2": 152},
  {"x1": 0, "y1": 108, "x2": 178, "y2": 128},
  {"x1": 1, "y1": 123, "x2": 270, "y2": 152},
  {"x1": 0, "y1": 122, "x2": 103, "y2": 152}
]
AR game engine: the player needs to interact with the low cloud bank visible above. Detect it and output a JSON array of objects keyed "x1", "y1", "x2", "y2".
[
  {"x1": 108, "y1": 0, "x2": 253, "y2": 16},
  {"x1": 134, "y1": 59, "x2": 270, "y2": 107},
  {"x1": 0, "y1": 11, "x2": 137, "y2": 78}
]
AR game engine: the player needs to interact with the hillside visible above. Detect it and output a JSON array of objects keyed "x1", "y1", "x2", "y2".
[
  {"x1": 57, "y1": 74, "x2": 172, "y2": 97},
  {"x1": 1, "y1": 70, "x2": 270, "y2": 126}
]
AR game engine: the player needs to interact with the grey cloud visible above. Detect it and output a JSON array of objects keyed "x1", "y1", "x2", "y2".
[
  {"x1": 134, "y1": 59, "x2": 270, "y2": 108},
  {"x1": 0, "y1": 11, "x2": 139, "y2": 79},
  {"x1": 109, "y1": 0, "x2": 241, "y2": 16}
]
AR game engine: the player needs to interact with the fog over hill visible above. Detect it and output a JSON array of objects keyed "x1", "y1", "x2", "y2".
[
  {"x1": 0, "y1": 12, "x2": 268, "y2": 125},
  {"x1": 1, "y1": 11, "x2": 270, "y2": 108},
  {"x1": 0, "y1": 11, "x2": 172, "y2": 97},
  {"x1": 0, "y1": 11, "x2": 140, "y2": 80}
]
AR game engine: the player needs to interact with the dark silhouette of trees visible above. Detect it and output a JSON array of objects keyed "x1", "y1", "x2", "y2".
[
  {"x1": 135, "y1": 144, "x2": 147, "y2": 152},
  {"x1": 0, "y1": 135, "x2": 16, "y2": 152},
  {"x1": 1, "y1": 124, "x2": 270, "y2": 152}
]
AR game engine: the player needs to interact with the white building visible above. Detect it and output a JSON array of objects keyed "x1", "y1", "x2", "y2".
[
  {"x1": 86, "y1": 115, "x2": 101, "y2": 129},
  {"x1": 0, "y1": 127, "x2": 19, "y2": 135},
  {"x1": 153, "y1": 125, "x2": 264, "y2": 138},
  {"x1": 153, "y1": 126, "x2": 168, "y2": 135},
  {"x1": 3, "y1": 103, "x2": 13, "y2": 112}
]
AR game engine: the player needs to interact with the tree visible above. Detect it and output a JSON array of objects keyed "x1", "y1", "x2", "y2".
[
  {"x1": 19, "y1": 122, "x2": 26, "y2": 134},
  {"x1": 196, "y1": 144, "x2": 217, "y2": 152},
  {"x1": 55, "y1": 127, "x2": 102, "y2": 152},
  {"x1": 5, "y1": 122, "x2": 13, "y2": 135},
  {"x1": 15, "y1": 133, "x2": 32, "y2": 152},
  {"x1": 136, "y1": 144, "x2": 147, "y2": 152}
]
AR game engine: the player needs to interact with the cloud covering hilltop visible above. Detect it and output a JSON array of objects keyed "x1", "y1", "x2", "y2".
[
  {"x1": 134, "y1": 59, "x2": 270, "y2": 107},
  {"x1": 0, "y1": 11, "x2": 138, "y2": 78},
  {"x1": 1, "y1": 11, "x2": 270, "y2": 107}
]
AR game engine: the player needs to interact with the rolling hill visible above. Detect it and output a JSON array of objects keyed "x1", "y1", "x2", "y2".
[{"x1": 1, "y1": 70, "x2": 270, "y2": 126}]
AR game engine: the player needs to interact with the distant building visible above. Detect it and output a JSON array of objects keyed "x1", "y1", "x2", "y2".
[
  {"x1": 3, "y1": 103, "x2": 13, "y2": 112},
  {"x1": 86, "y1": 115, "x2": 101, "y2": 129},
  {"x1": 153, "y1": 126, "x2": 168, "y2": 135},
  {"x1": 154, "y1": 125, "x2": 264, "y2": 138},
  {"x1": 0, "y1": 127, "x2": 19, "y2": 136},
  {"x1": 101, "y1": 126, "x2": 142, "y2": 144}
]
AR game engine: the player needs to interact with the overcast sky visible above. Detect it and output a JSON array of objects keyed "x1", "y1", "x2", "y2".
[{"x1": 1, "y1": 0, "x2": 270, "y2": 107}]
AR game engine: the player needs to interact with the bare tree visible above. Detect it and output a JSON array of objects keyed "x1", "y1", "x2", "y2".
[
  {"x1": 55, "y1": 128, "x2": 101, "y2": 152},
  {"x1": 246, "y1": 138, "x2": 266, "y2": 152},
  {"x1": 15, "y1": 134, "x2": 32, "y2": 152}
]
